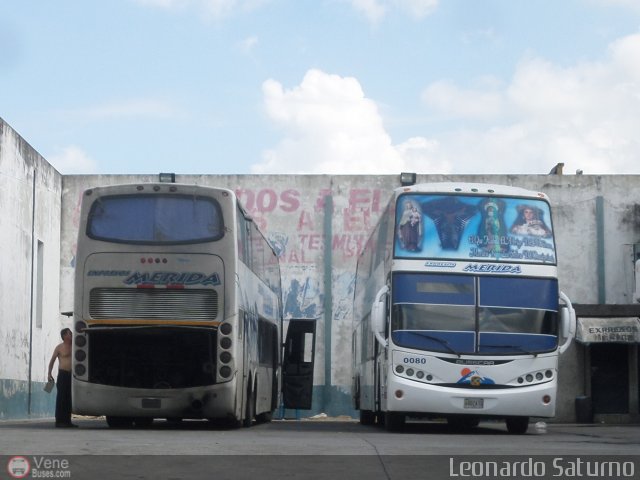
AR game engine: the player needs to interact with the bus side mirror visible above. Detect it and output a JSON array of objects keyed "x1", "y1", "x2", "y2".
[
  {"x1": 371, "y1": 285, "x2": 388, "y2": 348},
  {"x1": 558, "y1": 291, "x2": 576, "y2": 354}
]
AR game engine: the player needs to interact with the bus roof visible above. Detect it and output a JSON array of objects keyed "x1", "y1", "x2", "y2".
[{"x1": 394, "y1": 182, "x2": 549, "y2": 201}]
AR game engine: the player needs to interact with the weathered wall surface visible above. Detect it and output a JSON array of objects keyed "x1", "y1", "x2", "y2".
[
  {"x1": 0, "y1": 118, "x2": 61, "y2": 418},
  {"x1": 60, "y1": 173, "x2": 640, "y2": 421}
]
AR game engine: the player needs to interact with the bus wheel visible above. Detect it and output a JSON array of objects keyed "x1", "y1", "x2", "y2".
[
  {"x1": 384, "y1": 411, "x2": 405, "y2": 432},
  {"x1": 106, "y1": 416, "x2": 134, "y2": 428},
  {"x1": 256, "y1": 411, "x2": 273, "y2": 424},
  {"x1": 506, "y1": 416, "x2": 529, "y2": 434},
  {"x1": 243, "y1": 385, "x2": 255, "y2": 428},
  {"x1": 359, "y1": 410, "x2": 376, "y2": 426}
]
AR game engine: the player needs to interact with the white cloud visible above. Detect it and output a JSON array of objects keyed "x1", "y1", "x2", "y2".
[
  {"x1": 421, "y1": 80, "x2": 507, "y2": 120},
  {"x1": 47, "y1": 146, "x2": 99, "y2": 174},
  {"x1": 66, "y1": 98, "x2": 179, "y2": 121},
  {"x1": 133, "y1": 0, "x2": 269, "y2": 18},
  {"x1": 256, "y1": 33, "x2": 640, "y2": 176},
  {"x1": 254, "y1": 69, "x2": 438, "y2": 174},
  {"x1": 350, "y1": 0, "x2": 387, "y2": 24},
  {"x1": 132, "y1": 0, "x2": 189, "y2": 9},
  {"x1": 238, "y1": 35, "x2": 259, "y2": 54},
  {"x1": 419, "y1": 33, "x2": 640, "y2": 174},
  {"x1": 393, "y1": 0, "x2": 438, "y2": 19},
  {"x1": 585, "y1": 0, "x2": 640, "y2": 11},
  {"x1": 349, "y1": 0, "x2": 438, "y2": 23}
]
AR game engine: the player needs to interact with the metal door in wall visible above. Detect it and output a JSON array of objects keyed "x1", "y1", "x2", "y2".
[{"x1": 591, "y1": 344, "x2": 629, "y2": 414}]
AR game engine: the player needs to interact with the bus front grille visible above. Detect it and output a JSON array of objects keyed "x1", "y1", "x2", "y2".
[{"x1": 89, "y1": 288, "x2": 218, "y2": 321}]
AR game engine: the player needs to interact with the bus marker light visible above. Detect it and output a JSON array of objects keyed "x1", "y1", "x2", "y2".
[
  {"x1": 543, "y1": 395, "x2": 551, "y2": 404},
  {"x1": 395, "y1": 390, "x2": 404, "y2": 399}
]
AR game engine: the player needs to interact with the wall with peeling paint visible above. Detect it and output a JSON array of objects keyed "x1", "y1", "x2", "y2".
[
  {"x1": 0, "y1": 118, "x2": 62, "y2": 419},
  {"x1": 59, "y1": 173, "x2": 640, "y2": 421}
]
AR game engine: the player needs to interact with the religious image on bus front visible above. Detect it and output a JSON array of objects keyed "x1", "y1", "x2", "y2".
[{"x1": 395, "y1": 194, "x2": 556, "y2": 264}]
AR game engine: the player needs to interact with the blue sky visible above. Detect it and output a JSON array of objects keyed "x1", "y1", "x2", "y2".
[{"x1": 2, "y1": 0, "x2": 640, "y2": 175}]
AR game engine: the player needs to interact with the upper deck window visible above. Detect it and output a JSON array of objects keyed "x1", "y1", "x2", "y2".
[
  {"x1": 87, "y1": 194, "x2": 224, "y2": 244},
  {"x1": 394, "y1": 193, "x2": 556, "y2": 264}
]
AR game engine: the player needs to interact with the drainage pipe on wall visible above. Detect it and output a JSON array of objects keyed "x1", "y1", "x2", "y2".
[
  {"x1": 27, "y1": 170, "x2": 37, "y2": 414},
  {"x1": 596, "y1": 196, "x2": 606, "y2": 304},
  {"x1": 322, "y1": 193, "x2": 333, "y2": 411}
]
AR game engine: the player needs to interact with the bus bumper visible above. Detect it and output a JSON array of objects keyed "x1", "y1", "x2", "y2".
[
  {"x1": 385, "y1": 375, "x2": 557, "y2": 418},
  {"x1": 72, "y1": 377, "x2": 239, "y2": 419}
]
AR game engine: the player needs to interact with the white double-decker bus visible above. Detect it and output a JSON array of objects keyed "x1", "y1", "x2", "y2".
[
  {"x1": 72, "y1": 181, "x2": 315, "y2": 427},
  {"x1": 352, "y1": 182, "x2": 576, "y2": 434}
]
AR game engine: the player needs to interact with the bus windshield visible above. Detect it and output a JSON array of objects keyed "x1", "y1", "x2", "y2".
[
  {"x1": 391, "y1": 273, "x2": 559, "y2": 355},
  {"x1": 87, "y1": 194, "x2": 224, "y2": 244},
  {"x1": 394, "y1": 193, "x2": 556, "y2": 264}
]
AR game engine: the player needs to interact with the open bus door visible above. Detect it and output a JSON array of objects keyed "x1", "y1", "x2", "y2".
[{"x1": 282, "y1": 319, "x2": 316, "y2": 409}]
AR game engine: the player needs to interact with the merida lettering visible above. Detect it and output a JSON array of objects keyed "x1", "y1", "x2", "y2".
[
  {"x1": 463, "y1": 264, "x2": 522, "y2": 274},
  {"x1": 124, "y1": 271, "x2": 221, "y2": 286}
]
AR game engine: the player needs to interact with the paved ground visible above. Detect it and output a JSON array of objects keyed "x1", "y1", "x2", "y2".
[{"x1": 1, "y1": 418, "x2": 639, "y2": 479}]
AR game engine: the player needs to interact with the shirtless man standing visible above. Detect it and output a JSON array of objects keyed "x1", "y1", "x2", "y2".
[{"x1": 48, "y1": 328, "x2": 77, "y2": 428}]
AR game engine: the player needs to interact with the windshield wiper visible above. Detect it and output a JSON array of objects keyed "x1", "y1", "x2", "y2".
[
  {"x1": 403, "y1": 331, "x2": 461, "y2": 357},
  {"x1": 482, "y1": 344, "x2": 538, "y2": 357}
]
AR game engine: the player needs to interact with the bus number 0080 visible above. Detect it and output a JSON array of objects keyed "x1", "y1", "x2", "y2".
[{"x1": 403, "y1": 358, "x2": 426, "y2": 364}]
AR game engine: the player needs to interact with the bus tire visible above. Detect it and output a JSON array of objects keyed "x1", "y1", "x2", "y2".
[
  {"x1": 359, "y1": 409, "x2": 376, "y2": 425},
  {"x1": 256, "y1": 411, "x2": 273, "y2": 424},
  {"x1": 243, "y1": 384, "x2": 255, "y2": 428},
  {"x1": 106, "y1": 416, "x2": 134, "y2": 428},
  {"x1": 506, "y1": 416, "x2": 529, "y2": 434},
  {"x1": 384, "y1": 411, "x2": 405, "y2": 432}
]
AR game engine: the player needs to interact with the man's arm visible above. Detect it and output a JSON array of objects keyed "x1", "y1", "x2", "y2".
[{"x1": 48, "y1": 345, "x2": 60, "y2": 381}]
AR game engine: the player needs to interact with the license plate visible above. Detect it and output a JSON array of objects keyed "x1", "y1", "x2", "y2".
[{"x1": 464, "y1": 398, "x2": 484, "y2": 409}]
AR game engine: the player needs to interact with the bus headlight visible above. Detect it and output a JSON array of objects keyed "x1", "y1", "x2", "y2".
[
  {"x1": 220, "y1": 351, "x2": 232, "y2": 364},
  {"x1": 515, "y1": 369, "x2": 554, "y2": 386},
  {"x1": 219, "y1": 366, "x2": 232, "y2": 378}
]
